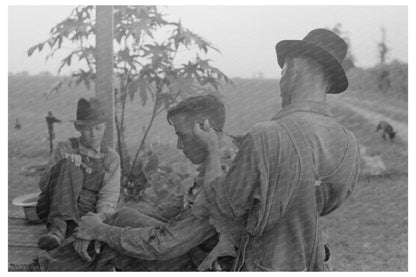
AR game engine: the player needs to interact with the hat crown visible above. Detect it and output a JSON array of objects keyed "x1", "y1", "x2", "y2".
[
  {"x1": 302, "y1": 28, "x2": 347, "y2": 63},
  {"x1": 76, "y1": 97, "x2": 106, "y2": 124}
]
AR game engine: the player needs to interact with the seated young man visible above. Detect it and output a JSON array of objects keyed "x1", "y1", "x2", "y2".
[
  {"x1": 35, "y1": 97, "x2": 120, "y2": 251},
  {"x1": 11, "y1": 94, "x2": 234, "y2": 271}
]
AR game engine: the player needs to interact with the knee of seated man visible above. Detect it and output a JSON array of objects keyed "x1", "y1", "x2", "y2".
[
  {"x1": 110, "y1": 208, "x2": 164, "y2": 228},
  {"x1": 48, "y1": 158, "x2": 84, "y2": 186},
  {"x1": 55, "y1": 158, "x2": 83, "y2": 173}
]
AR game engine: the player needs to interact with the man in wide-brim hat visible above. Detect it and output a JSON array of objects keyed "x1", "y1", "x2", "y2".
[
  {"x1": 36, "y1": 97, "x2": 120, "y2": 258},
  {"x1": 191, "y1": 29, "x2": 361, "y2": 271}
]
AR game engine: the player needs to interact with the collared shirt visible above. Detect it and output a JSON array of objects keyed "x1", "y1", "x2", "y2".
[
  {"x1": 197, "y1": 100, "x2": 360, "y2": 271},
  {"x1": 39, "y1": 137, "x2": 121, "y2": 214}
]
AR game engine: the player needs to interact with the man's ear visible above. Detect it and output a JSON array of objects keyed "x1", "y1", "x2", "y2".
[
  {"x1": 291, "y1": 57, "x2": 303, "y2": 77},
  {"x1": 197, "y1": 117, "x2": 208, "y2": 127},
  {"x1": 74, "y1": 123, "x2": 81, "y2": 132}
]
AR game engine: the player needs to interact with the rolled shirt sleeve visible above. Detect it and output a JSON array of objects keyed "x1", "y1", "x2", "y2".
[{"x1": 102, "y1": 213, "x2": 215, "y2": 260}]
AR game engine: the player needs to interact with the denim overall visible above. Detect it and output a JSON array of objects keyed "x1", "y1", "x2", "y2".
[{"x1": 36, "y1": 138, "x2": 105, "y2": 237}]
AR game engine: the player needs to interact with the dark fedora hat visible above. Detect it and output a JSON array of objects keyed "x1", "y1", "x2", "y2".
[
  {"x1": 275, "y1": 28, "x2": 349, "y2": 94},
  {"x1": 73, "y1": 97, "x2": 107, "y2": 126}
]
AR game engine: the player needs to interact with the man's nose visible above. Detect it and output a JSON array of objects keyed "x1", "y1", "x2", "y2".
[{"x1": 90, "y1": 128, "x2": 99, "y2": 137}]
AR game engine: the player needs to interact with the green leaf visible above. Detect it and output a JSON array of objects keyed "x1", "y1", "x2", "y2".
[
  {"x1": 43, "y1": 80, "x2": 64, "y2": 97},
  {"x1": 27, "y1": 43, "x2": 45, "y2": 56},
  {"x1": 27, "y1": 45, "x2": 38, "y2": 57}
]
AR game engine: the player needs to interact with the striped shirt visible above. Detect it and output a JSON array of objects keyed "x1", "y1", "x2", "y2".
[{"x1": 196, "y1": 100, "x2": 360, "y2": 271}]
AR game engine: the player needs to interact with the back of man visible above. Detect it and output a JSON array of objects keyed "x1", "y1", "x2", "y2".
[
  {"x1": 217, "y1": 102, "x2": 357, "y2": 271},
  {"x1": 239, "y1": 100, "x2": 359, "y2": 270},
  {"x1": 286, "y1": 103, "x2": 360, "y2": 216}
]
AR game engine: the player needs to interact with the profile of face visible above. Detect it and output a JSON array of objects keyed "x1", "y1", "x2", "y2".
[
  {"x1": 77, "y1": 122, "x2": 107, "y2": 149},
  {"x1": 279, "y1": 58, "x2": 296, "y2": 107},
  {"x1": 172, "y1": 113, "x2": 208, "y2": 165}
]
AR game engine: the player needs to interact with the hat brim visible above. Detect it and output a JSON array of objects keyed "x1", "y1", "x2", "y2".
[
  {"x1": 275, "y1": 40, "x2": 348, "y2": 94},
  {"x1": 72, "y1": 118, "x2": 107, "y2": 127}
]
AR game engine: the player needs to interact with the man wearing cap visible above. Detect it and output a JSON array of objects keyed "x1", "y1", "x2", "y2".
[
  {"x1": 36, "y1": 98, "x2": 121, "y2": 254},
  {"x1": 192, "y1": 29, "x2": 361, "y2": 271}
]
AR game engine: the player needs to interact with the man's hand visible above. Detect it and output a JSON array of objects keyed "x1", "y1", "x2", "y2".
[
  {"x1": 193, "y1": 119, "x2": 220, "y2": 154},
  {"x1": 75, "y1": 212, "x2": 104, "y2": 241},
  {"x1": 65, "y1": 153, "x2": 82, "y2": 167},
  {"x1": 73, "y1": 239, "x2": 101, "y2": 262}
]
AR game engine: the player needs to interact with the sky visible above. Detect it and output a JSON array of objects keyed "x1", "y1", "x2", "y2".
[{"x1": 8, "y1": 5, "x2": 408, "y2": 78}]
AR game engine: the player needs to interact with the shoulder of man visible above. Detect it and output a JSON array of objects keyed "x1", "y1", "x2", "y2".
[
  {"x1": 235, "y1": 121, "x2": 289, "y2": 156},
  {"x1": 103, "y1": 146, "x2": 121, "y2": 167},
  {"x1": 248, "y1": 120, "x2": 288, "y2": 140}
]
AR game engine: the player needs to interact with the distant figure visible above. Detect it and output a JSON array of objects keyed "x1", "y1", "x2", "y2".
[
  {"x1": 14, "y1": 118, "x2": 21, "y2": 130},
  {"x1": 46, "y1": 111, "x2": 61, "y2": 154},
  {"x1": 376, "y1": 120, "x2": 396, "y2": 141}
]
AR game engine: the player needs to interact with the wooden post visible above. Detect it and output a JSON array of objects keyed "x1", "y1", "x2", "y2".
[{"x1": 95, "y1": 6, "x2": 114, "y2": 148}]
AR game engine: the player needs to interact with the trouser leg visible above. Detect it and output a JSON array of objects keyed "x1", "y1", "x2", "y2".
[
  {"x1": 107, "y1": 207, "x2": 166, "y2": 227},
  {"x1": 46, "y1": 159, "x2": 84, "y2": 237}
]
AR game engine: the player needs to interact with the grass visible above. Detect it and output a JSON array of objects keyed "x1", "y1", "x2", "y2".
[
  {"x1": 321, "y1": 101, "x2": 407, "y2": 271},
  {"x1": 8, "y1": 74, "x2": 408, "y2": 270}
]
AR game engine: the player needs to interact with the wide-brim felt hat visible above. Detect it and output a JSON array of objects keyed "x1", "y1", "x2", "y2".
[
  {"x1": 275, "y1": 28, "x2": 349, "y2": 94},
  {"x1": 72, "y1": 97, "x2": 107, "y2": 126}
]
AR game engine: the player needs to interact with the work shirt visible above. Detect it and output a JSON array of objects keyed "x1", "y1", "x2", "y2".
[
  {"x1": 99, "y1": 101, "x2": 359, "y2": 270},
  {"x1": 197, "y1": 100, "x2": 360, "y2": 271},
  {"x1": 39, "y1": 137, "x2": 121, "y2": 214}
]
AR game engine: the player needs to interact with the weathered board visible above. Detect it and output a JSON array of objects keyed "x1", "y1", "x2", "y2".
[{"x1": 8, "y1": 218, "x2": 46, "y2": 264}]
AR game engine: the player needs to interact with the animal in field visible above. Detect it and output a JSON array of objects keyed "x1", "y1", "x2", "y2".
[{"x1": 376, "y1": 120, "x2": 396, "y2": 141}]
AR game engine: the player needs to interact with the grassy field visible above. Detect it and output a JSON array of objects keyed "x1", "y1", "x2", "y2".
[{"x1": 8, "y1": 73, "x2": 408, "y2": 271}]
